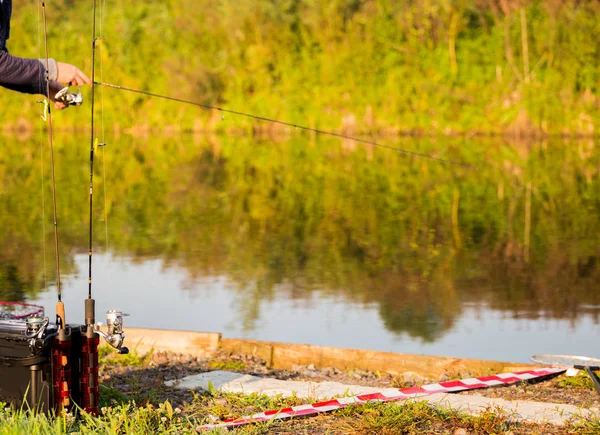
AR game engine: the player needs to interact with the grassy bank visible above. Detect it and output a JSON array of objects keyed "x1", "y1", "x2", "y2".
[
  {"x1": 3, "y1": 0, "x2": 600, "y2": 135},
  {"x1": 4, "y1": 399, "x2": 598, "y2": 434},
  {"x1": 1, "y1": 348, "x2": 599, "y2": 434}
]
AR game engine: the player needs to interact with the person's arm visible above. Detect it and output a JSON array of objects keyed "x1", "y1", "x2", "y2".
[
  {"x1": 2, "y1": 80, "x2": 64, "y2": 101},
  {"x1": 0, "y1": 49, "x2": 91, "y2": 109},
  {"x1": 0, "y1": 50, "x2": 57, "y2": 93}
]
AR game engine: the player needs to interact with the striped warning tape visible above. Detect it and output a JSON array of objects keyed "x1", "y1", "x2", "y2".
[{"x1": 198, "y1": 367, "x2": 564, "y2": 430}]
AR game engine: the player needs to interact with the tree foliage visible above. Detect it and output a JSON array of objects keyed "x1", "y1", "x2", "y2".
[{"x1": 2, "y1": 0, "x2": 599, "y2": 135}]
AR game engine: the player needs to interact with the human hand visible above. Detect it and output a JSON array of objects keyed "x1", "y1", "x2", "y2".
[
  {"x1": 48, "y1": 81, "x2": 68, "y2": 110},
  {"x1": 56, "y1": 62, "x2": 92, "y2": 87}
]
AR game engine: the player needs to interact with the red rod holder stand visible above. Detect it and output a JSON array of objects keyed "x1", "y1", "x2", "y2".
[
  {"x1": 51, "y1": 329, "x2": 72, "y2": 413},
  {"x1": 80, "y1": 331, "x2": 100, "y2": 415}
]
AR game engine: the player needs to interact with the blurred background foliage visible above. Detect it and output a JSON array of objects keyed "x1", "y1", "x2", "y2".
[{"x1": 1, "y1": 0, "x2": 599, "y2": 135}]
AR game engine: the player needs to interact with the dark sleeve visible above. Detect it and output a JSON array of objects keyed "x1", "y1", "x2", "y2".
[
  {"x1": 1, "y1": 81, "x2": 45, "y2": 95},
  {"x1": 0, "y1": 49, "x2": 48, "y2": 94}
]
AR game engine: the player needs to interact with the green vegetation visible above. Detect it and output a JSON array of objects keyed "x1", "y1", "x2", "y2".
[
  {"x1": 338, "y1": 401, "x2": 511, "y2": 434},
  {"x1": 1, "y1": 394, "x2": 599, "y2": 434},
  {"x1": 99, "y1": 345, "x2": 153, "y2": 367},
  {"x1": 208, "y1": 360, "x2": 247, "y2": 372},
  {"x1": 557, "y1": 372, "x2": 595, "y2": 390},
  {"x1": 99, "y1": 384, "x2": 131, "y2": 408},
  {"x1": 3, "y1": 0, "x2": 600, "y2": 135}
]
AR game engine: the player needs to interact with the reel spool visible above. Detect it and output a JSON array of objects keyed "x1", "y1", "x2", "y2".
[
  {"x1": 95, "y1": 310, "x2": 129, "y2": 354},
  {"x1": 54, "y1": 87, "x2": 83, "y2": 107}
]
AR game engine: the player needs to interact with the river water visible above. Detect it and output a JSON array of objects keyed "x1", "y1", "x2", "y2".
[{"x1": 1, "y1": 133, "x2": 598, "y2": 363}]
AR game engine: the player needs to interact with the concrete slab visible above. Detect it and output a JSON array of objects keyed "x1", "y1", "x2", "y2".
[
  {"x1": 164, "y1": 370, "x2": 383, "y2": 399},
  {"x1": 166, "y1": 371, "x2": 599, "y2": 425},
  {"x1": 424, "y1": 393, "x2": 598, "y2": 425}
]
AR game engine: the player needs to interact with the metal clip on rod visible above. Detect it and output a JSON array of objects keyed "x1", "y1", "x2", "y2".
[{"x1": 95, "y1": 310, "x2": 129, "y2": 354}]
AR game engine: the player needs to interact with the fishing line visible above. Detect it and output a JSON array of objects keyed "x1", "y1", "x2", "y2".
[
  {"x1": 94, "y1": 82, "x2": 473, "y2": 169},
  {"x1": 40, "y1": 1, "x2": 64, "y2": 325}
]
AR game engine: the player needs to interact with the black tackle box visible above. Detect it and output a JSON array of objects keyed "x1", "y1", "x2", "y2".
[{"x1": 0, "y1": 319, "x2": 85, "y2": 413}]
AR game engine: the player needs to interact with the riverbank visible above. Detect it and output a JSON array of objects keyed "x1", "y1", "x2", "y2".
[
  {"x1": 96, "y1": 328, "x2": 598, "y2": 432},
  {"x1": 96, "y1": 347, "x2": 600, "y2": 433},
  {"x1": 1, "y1": 341, "x2": 597, "y2": 433},
  {"x1": 100, "y1": 347, "x2": 597, "y2": 409}
]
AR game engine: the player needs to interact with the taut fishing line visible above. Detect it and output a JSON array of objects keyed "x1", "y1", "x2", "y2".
[{"x1": 94, "y1": 82, "x2": 473, "y2": 169}]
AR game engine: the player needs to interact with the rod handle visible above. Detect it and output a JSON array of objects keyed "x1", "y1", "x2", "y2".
[
  {"x1": 56, "y1": 301, "x2": 66, "y2": 329},
  {"x1": 85, "y1": 298, "x2": 95, "y2": 326}
]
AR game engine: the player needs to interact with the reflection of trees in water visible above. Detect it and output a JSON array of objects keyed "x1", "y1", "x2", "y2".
[
  {"x1": 468, "y1": 247, "x2": 600, "y2": 321},
  {"x1": 368, "y1": 271, "x2": 460, "y2": 343},
  {"x1": 0, "y1": 136, "x2": 78, "y2": 299},
  {"x1": 0, "y1": 264, "x2": 27, "y2": 302},
  {"x1": 0, "y1": 135, "x2": 598, "y2": 341}
]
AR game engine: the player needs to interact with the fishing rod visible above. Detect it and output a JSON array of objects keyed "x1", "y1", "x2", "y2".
[
  {"x1": 40, "y1": 0, "x2": 64, "y2": 331},
  {"x1": 85, "y1": 0, "x2": 128, "y2": 358},
  {"x1": 78, "y1": 0, "x2": 101, "y2": 415},
  {"x1": 40, "y1": 0, "x2": 72, "y2": 412},
  {"x1": 44, "y1": 2, "x2": 129, "y2": 360},
  {"x1": 40, "y1": 0, "x2": 130, "y2": 416},
  {"x1": 82, "y1": 0, "x2": 101, "y2": 334},
  {"x1": 94, "y1": 82, "x2": 473, "y2": 169}
]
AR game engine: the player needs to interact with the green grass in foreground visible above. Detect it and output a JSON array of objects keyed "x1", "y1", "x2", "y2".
[
  {"x1": 557, "y1": 372, "x2": 596, "y2": 390},
  {"x1": 1, "y1": 389, "x2": 600, "y2": 435},
  {"x1": 98, "y1": 345, "x2": 153, "y2": 368}
]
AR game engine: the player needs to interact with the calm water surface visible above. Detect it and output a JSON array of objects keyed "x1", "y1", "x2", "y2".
[{"x1": 0, "y1": 133, "x2": 598, "y2": 363}]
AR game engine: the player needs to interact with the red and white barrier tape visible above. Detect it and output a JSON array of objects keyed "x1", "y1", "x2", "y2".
[{"x1": 198, "y1": 367, "x2": 564, "y2": 430}]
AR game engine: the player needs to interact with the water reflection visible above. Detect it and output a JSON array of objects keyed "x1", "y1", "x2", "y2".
[
  {"x1": 29, "y1": 253, "x2": 600, "y2": 363},
  {"x1": 0, "y1": 133, "x2": 598, "y2": 360}
]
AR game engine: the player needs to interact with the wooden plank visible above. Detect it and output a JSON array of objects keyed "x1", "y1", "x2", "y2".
[
  {"x1": 220, "y1": 339, "x2": 274, "y2": 366},
  {"x1": 221, "y1": 338, "x2": 536, "y2": 378},
  {"x1": 120, "y1": 328, "x2": 536, "y2": 379},
  {"x1": 125, "y1": 328, "x2": 221, "y2": 357}
]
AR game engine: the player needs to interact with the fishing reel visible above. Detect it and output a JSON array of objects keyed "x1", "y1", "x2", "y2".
[
  {"x1": 95, "y1": 310, "x2": 129, "y2": 354},
  {"x1": 25, "y1": 316, "x2": 50, "y2": 354},
  {"x1": 54, "y1": 86, "x2": 83, "y2": 107}
]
